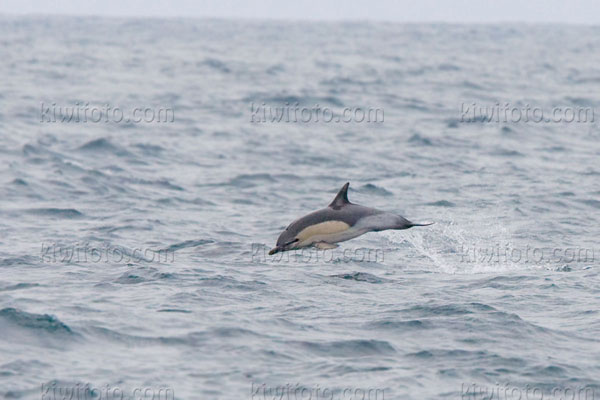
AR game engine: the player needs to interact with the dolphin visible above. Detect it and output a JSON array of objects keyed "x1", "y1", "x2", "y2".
[{"x1": 269, "y1": 182, "x2": 432, "y2": 255}]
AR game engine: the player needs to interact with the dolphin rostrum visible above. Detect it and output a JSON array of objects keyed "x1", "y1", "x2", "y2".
[{"x1": 269, "y1": 182, "x2": 432, "y2": 255}]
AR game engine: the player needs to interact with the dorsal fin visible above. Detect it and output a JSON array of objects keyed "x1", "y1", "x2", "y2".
[{"x1": 329, "y1": 182, "x2": 351, "y2": 209}]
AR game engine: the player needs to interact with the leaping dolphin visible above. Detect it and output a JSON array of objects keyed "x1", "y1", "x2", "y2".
[{"x1": 269, "y1": 182, "x2": 432, "y2": 255}]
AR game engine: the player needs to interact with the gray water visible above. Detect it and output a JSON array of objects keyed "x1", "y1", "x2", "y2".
[{"x1": 1, "y1": 16, "x2": 599, "y2": 400}]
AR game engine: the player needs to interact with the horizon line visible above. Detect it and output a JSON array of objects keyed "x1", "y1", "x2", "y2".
[{"x1": 0, "y1": 12, "x2": 599, "y2": 26}]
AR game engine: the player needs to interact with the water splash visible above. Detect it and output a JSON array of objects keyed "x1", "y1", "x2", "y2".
[{"x1": 383, "y1": 214, "x2": 548, "y2": 274}]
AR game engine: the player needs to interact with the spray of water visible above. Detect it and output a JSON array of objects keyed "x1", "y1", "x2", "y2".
[{"x1": 383, "y1": 213, "x2": 550, "y2": 274}]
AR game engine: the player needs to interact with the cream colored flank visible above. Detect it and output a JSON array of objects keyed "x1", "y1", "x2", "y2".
[{"x1": 295, "y1": 220, "x2": 351, "y2": 246}]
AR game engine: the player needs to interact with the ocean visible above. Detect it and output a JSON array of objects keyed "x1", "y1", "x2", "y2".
[{"x1": 0, "y1": 15, "x2": 599, "y2": 399}]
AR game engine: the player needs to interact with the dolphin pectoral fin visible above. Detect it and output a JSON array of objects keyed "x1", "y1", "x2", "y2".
[
  {"x1": 314, "y1": 242, "x2": 338, "y2": 250},
  {"x1": 409, "y1": 222, "x2": 434, "y2": 227}
]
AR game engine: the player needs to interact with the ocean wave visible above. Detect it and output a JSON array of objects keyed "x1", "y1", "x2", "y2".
[
  {"x1": 0, "y1": 283, "x2": 40, "y2": 292},
  {"x1": 77, "y1": 138, "x2": 132, "y2": 157},
  {"x1": 295, "y1": 339, "x2": 396, "y2": 357},
  {"x1": 358, "y1": 183, "x2": 392, "y2": 196},
  {"x1": 330, "y1": 272, "x2": 389, "y2": 284},
  {"x1": 0, "y1": 308, "x2": 74, "y2": 336},
  {"x1": 162, "y1": 239, "x2": 214, "y2": 252},
  {"x1": 367, "y1": 319, "x2": 431, "y2": 330},
  {"x1": 26, "y1": 208, "x2": 84, "y2": 218}
]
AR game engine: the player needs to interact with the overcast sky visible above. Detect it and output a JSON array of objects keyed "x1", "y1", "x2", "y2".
[{"x1": 1, "y1": 0, "x2": 599, "y2": 24}]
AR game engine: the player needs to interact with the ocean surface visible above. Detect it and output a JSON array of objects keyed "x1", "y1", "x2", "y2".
[{"x1": 1, "y1": 16, "x2": 599, "y2": 399}]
